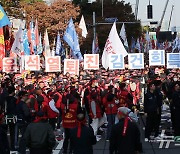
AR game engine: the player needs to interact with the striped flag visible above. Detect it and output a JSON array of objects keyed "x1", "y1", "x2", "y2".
[
  {"x1": 0, "y1": 28, "x2": 5, "y2": 70},
  {"x1": 44, "y1": 29, "x2": 51, "y2": 56},
  {"x1": 92, "y1": 34, "x2": 99, "y2": 54},
  {"x1": 28, "y1": 21, "x2": 36, "y2": 54},
  {"x1": 35, "y1": 19, "x2": 39, "y2": 50}
]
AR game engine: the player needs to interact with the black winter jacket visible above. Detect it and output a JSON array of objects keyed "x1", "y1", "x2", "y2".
[
  {"x1": 24, "y1": 121, "x2": 56, "y2": 150},
  {"x1": 109, "y1": 119, "x2": 142, "y2": 154},
  {"x1": 70, "y1": 125, "x2": 96, "y2": 154},
  {"x1": 144, "y1": 91, "x2": 158, "y2": 113}
]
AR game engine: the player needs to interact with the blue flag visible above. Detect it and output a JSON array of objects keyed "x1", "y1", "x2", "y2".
[
  {"x1": 55, "y1": 32, "x2": 65, "y2": 59},
  {"x1": 130, "y1": 37, "x2": 136, "y2": 53},
  {"x1": 37, "y1": 33, "x2": 43, "y2": 55},
  {"x1": 55, "y1": 32, "x2": 62, "y2": 55},
  {"x1": 63, "y1": 18, "x2": 83, "y2": 60},
  {"x1": 0, "y1": 5, "x2": 10, "y2": 28},
  {"x1": 23, "y1": 29, "x2": 30, "y2": 55}
]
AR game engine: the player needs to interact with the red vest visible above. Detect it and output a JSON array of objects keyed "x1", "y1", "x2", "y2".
[
  {"x1": 41, "y1": 93, "x2": 49, "y2": 113},
  {"x1": 61, "y1": 102, "x2": 78, "y2": 128},
  {"x1": 29, "y1": 94, "x2": 38, "y2": 112},
  {"x1": 103, "y1": 95, "x2": 118, "y2": 115},
  {"x1": 54, "y1": 92, "x2": 62, "y2": 109},
  {"x1": 41, "y1": 93, "x2": 49, "y2": 107},
  {"x1": 89, "y1": 99, "x2": 102, "y2": 119},
  {"x1": 118, "y1": 90, "x2": 130, "y2": 107},
  {"x1": 47, "y1": 103, "x2": 58, "y2": 119}
]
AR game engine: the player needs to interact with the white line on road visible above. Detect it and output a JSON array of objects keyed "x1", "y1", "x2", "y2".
[{"x1": 55, "y1": 140, "x2": 64, "y2": 150}]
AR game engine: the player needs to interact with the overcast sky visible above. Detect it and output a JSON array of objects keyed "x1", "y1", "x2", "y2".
[{"x1": 124, "y1": 0, "x2": 180, "y2": 31}]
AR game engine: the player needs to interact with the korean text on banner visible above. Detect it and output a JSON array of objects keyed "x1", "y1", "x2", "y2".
[
  {"x1": 128, "y1": 53, "x2": 144, "y2": 69},
  {"x1": 108, "y1": 54, "x2": 125, "y2": 70},
  {"x1": 149, "y1": 50, "x2": 165, "y2": 66},
  {"x1": 84, "y1": 54, "x2": 99, "y2": 70},
  {"x1": 3, "y1": 57, "x2": 17, "y2": 73},
  {"x1": 25, "y1": 55, "x2": 40, "y2": 71},
  {"x1": 64, "y1": 59, "x2": 79, "y2": 76},
  {"x1": 45, "y1": 56, "x2": 61, "y2": 72},
  {"x1": 167, "y1": 53, "x2": 180, "y2": 69}
]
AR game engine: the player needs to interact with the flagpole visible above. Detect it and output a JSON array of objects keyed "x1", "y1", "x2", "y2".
[
  {"x1": 102, "y1": 0, "x2": 104, "y2": 18},
  {"x1": 66, "y1": 48, "x2": 68, "y2": 58},
  {"x1": 93, "y1": 12, "x2": 96, "y2": 54}
]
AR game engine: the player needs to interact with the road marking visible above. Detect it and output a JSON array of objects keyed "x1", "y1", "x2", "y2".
[
  {"x1": 159, "y1": 140, "x2": 164, "y2": 149},
  {"x1": 175, "y1": 144, "x2": 180, "y2": 146},
  {"x1": 165, "y1": 140, "x2": 171, "y2": 148},
  {"x1": 55, "y1": 140, "x2": 64, "y2": 150},
  {"x1": 157, "y1": 140, "x2": 174, "y2": 148}
]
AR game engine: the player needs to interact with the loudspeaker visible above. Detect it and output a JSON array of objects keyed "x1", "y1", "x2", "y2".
[{"x1": 147, "y1": 5, "x2": 153, "y2": 19}]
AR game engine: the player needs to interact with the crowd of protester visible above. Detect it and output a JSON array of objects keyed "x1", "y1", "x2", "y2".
[{"x1": 0, "y1": 66, "x2": 179, "y2": 154}]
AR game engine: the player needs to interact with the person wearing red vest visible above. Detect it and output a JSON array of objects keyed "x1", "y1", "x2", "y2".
[
  {"x1": 46, "y1": 90, "x2": 59, "y2": 130},
  {"x1": 118, "y1": 82, "x2": 133, "y2": 109},
  {"x1": 35, "y1": 88, "x2": 49, "y2": 114},
  {"x1": 53, "y1": 87, "x2": 63, "y2": 129},
  {"x1": 28, "y1": 92, "x2": 39, "y2": 122},
  {"x1": 89, "y1": 89, "x2": 103, "y2": 137},
  {"x1": 61, "y1": 88, "x2": 79, "y2": 154},
  {"x1": 102, "y1": 85, "x2": 119, "y2": 141}
]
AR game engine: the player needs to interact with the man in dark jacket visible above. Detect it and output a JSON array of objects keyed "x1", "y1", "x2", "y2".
[
  {"x1": 171, "y1": 82, "x2": 180, "y2": 140},
  {"x1": 144, "y1": 81, "x2": 160, "y2": 141},
  {"x1": 5, "y1": 86, "x2": 17, "y2": 150},
  {"x1": 0, "y1": 110, "x2": 10, "y2": 154},
  {"x1": 109, "y1": 107, "x2": 142, "y2": 154},
  {"x1": 15, "y1": 91, "x2": 31, "y2": 154},
  {"x1": 70, "y1": 112, "x2": 97, "y2": 154},
  {"x1": 24, "y1": 111, "x2": 56, "y2": 154},
  {"x1": 154, "y1": 80, "x2": 163, "y2": 137}
]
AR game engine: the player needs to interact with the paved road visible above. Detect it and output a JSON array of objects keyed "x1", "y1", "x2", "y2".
[{"x1": 10, "y1": 105, "x2": 180, "y2": 154}]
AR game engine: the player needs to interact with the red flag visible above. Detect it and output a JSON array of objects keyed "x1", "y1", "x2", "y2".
[
  {"x1": 35, "y1": 19, "x2": 39, "y2": 47},
  {"x1": 27, "y1": 21, "x2": 34, "y2": 55},
  {"x1": 0, "y1": 28, "x2": 5, "y2": 70}
]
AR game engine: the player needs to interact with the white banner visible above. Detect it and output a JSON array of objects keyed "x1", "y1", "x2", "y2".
[
  {"x1": 25, "y1": 55, "x2": 40, "y2": 71},
  {"x1": 64, "y1": 59, "x2": 79, "y2": 76},
  {"x1": 3, "y1": 57, "x2": 17, "y2": 73},
  {"x1": 108, "y1": 54, "x2": 125, "y2": 70},
  {"x1": 149, "y1": 50, "x2": 165, "y2": 66},
  {"x1": 84, "y1": 54, "x2": 99, "y2": 70},
  {"x1": 45, "y1": 56, "x2": 61, "y2": 72},
  {"x1": 128, "y1": 53, "x2": 144, "y2": 69},
  {"x1": 167, "y1": 53, "x2": 180, "y2": 69}
]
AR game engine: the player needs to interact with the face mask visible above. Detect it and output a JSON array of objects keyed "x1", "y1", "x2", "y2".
[
  {"x1": 174, "y1": 78, "x2": 178, "y2": 81},
  {"x1": 95, "y1": 82, "x2": 98, "y2": 87}
]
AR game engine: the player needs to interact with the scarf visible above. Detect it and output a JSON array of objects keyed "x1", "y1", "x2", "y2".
[
  {"x1": 77, "y1": 120, "x2": 86, "y2": 138},
  {"x1": 122, "y1": 116, "x2": 130, "y2": 136},
  {"x1": 118, "y1": 111, "x2": 130, "y2": 136}
]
